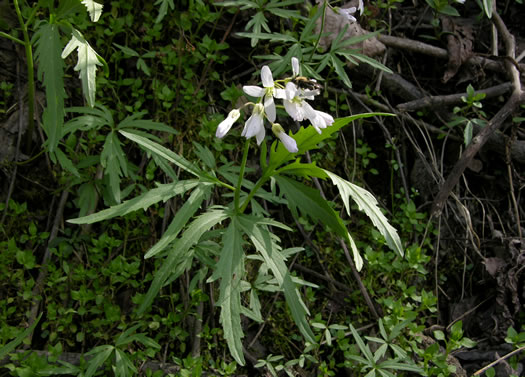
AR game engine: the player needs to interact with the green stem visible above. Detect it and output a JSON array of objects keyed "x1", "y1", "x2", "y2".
[
  {"x1": 0, "y1": 31, "x2": 24, "y2": 45},
  {"x1": 13, "y1": 0, "x2": 35, "y2": 154},
  {"x1": 309, "y1": 0, "x2": 327, "y2": 61},
  {"x1": 239, "y1": 173, "x2": 271, "y2": 214},
  {"x1": 234, "y1": 139, "x2": 251, "y2": 212}
]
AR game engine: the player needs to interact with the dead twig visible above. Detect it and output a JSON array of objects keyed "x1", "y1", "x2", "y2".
[
  {"x1": 397, "y1": 82, "x2": 513, "y2": 112},
  {"x1": 378, "y1": 34, "x2": 525, "y2": 73},
  {"x1": 431, "y1": 10, "x2": 525, "y2": 217},
  {"x1": 473, "y1": 345, "x2": 525, "y2": 376},
  {"x1": 26, "y1": 189, "x2": 69, "y2": 343}
]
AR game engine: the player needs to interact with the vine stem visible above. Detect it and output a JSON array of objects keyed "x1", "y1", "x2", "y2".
[{"x1": 13, "y1": 0, "x2": 36, "y2": 154}]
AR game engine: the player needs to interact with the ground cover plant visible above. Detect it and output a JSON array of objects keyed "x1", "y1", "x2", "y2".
[{"x1": 1, "y1": 0, "x2": 525, "y2": 376}]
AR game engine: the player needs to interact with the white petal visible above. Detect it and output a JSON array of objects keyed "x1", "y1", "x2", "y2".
[
  {"x1": 261, "y1": 66, "x2": 274, "y2": 88},
  {"x1": 243, "y1": 85, "x2": 265, "y2": 97},
  {"x1": 291, "y1": 57, "x2": 300, "y2": 77},
  {"x1": 215, "y1": 109, "x2": 240, "y2": 138},
  {"x1": 274, "y1": 88, "x2": 286, "y2": 99},
  {"x1": 264, "y1": 95, "x2": 276, "y2": 123},
  {"x1": 278, "y1": 132, "x2": 298, "y2": 153},
  {"x1": 255, "y1": 124, "x2": 266, "y2": 145},
  {"x1": 303, "y1": 102, "x2": 317, "y2": 120},
  {"x1": 302, "y1": 87, "x2": 320, "y2": 98},
  {"x1": 316, "y1": 110, "x2": 334, "y2": 127},
  {"x1": 216, "y1": 118, "x2": 233, "y2": 138},
  {"x1": 285, "y1": 82, "x2": 298, "y2": 100},
  {"x1": 242, "y1": 113, "x2": 264, "y2": 138},
  {"x1": 340, "y1": 7, "x2": 357, "y2": 22},
  {"x1": 358, "y1": 0, "x2": 364, "y2": 14},
  {"x1": 284, "y1": 101, "x2": 301, "y2": 121}
]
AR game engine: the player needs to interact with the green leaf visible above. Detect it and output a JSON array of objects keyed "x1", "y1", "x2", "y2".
[
  {"x1": 439, "y1": 4, "x2": 460, "y2": 16},
  {"x1": 155, "y1": 0, "x2": 175, "y2": 23},
  {"x1": 34, "y1": 23, "x2": 66, "y2": 153},
  {"x1": 275, "y1": 176, "x2": 348, "y2": 238},
  {"x1": 101, "y1": 131, "x2": 126, "y2": 203},
  {"x1": 114, "y1": 348, "x2": 136, "y2": 377},
  {"x1": 379, "y1": 360, "x2": 424, "y2": 373},
  {"x1": 433, "y1": 330, "x2": 445, "y2": 340},
  {"x1": 81, "y1": 0, "x2": 103, "y2": 22},
  {"x1": 349, "y1": 53, "x2": 393, "y2": 73},
  {"x1": 137, "y1": 208, "x2": 229, "y2": 315},
  {"x1": 238, "y1": 215, "x2": 315, "y2": 344},
  {"x1": 117, "y1": 112, "x2": 177, "y2": 134},
  {"x1": 483, "y1": 0, "x2": 493, "y2": 18},
  {"x1": 235, "y1": 32, "x2": 297, "y2": 43},
  {"x1": 212, "y1": 219, "x2": 246, "y2": 365},
  {"x1": 68, "y1": 180, "x2": 199, "y2": 224},
  {"x1": 464, "y1": 120, "x2": 473, "y2": 146},
  {"x1": 0, "y1": 313, "x2": 42, "y2": 361},
  {"x1": 349, "y1": 323, "x2": 374, "y2": 362},
  {"x1": 120, "y1": 131, "x2": 204, "y2": 178},
  {"x1": 330, "y1": 54, "x2": 352, "y2": 88},
  {"x1": 192, "y1": 142, "x2": 216, "y2": 169},
  {"x1": 113, "y1": 43, "x2": 139, "y2": 57},
  {"x1": 324, "y1": 171, "x2": 404, "y2": 259},
  {"x1": 267, "y1": 114, "x2": 391, "y2": 170},
  {"x1": 61, "y1": 28, "x2": 102, "y2": 107},
  {"x1": 54, "y1": 148, "x2": 80, "y2": 177},
  {"x1": 114, "y1": 325, "x2": 137, "y2": 345},
  {"x1": 144, "y1": 184, "x2": 211, "y2": 258},
  {"x1": 84, "y1": 345, "x2": 113, "y2": 377},
  {"x1": 277, "y1": 160, "x2": 328, "y2": 179}
]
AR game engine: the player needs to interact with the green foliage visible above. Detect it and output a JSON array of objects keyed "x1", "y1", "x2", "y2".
[
  {"x1": 220, "y1": 1, "x2": 391, "y2": 88},
  {"x1": 82, "y1": 324, "x2": 160, "y2": 377},
  {"x1": 447, "y1": 84, "x2": 488, "y2": 145},
  {"x1": 424, "y1": 0, "x2": 464, "y2": 16},
  {"x1": 0, "y1": 0, "x2": 490, "y2": 375}
]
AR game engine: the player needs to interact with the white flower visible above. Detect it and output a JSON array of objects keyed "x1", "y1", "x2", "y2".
[
  {"x1": 291, "y1": 57, "x2": 300, "y2": 77},
  {"x1": 282, "y1": 82, "x2": 318, "y2": 122},
  {"x1": 241, "y1": 103, "x2": 265, "y2": 145},
  {"x1": 358, "y1": 0, "x2": 364, "y2": 15},
  {"x1": 216, "y1": 109, "x2": 241, "y2": 138},
  {"x1": 272, "y1": 123, "x2": 298, "y2": 153},
  {"x1": 282, "y1": 82, "x2": 334, "y2": 134},
  {"x1": 310, "y1": 110, "x2": 334, "y2": 134},
  {"x1": 340, "y1": 7, "x2": 357, "y2": 22},
  {"x1": 243, "y1": 66, "x2": 284, "y2": 123}
]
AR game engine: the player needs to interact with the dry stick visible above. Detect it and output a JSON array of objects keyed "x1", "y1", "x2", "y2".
[
  {"x1": 397, "y1": 82, "x2": 513, "y2": 112},
  {"x1": 378, "y1": 34, "x2": 525, "y2": 73},
  {"x1": 431, "y1": 10, "x2": 525, "y2": 217},
  {"x1": 293, "y1": 263, "x2": 351, "y2": 293},
  {"x1": 473, "y1": 345, "x2": 525, "y2": 376},
  {"x1": 338, "y1": 238, "x2": 381, "y2": 319},
  {"x1": 27, "y1": 189, "x2": 70, "y2": 341},
  {"x1": 431, "y1": 91, "x2": 525, "y2": 217},
  {"x1": 506, "y1": 126, "x2": 522, "y2": 240}
]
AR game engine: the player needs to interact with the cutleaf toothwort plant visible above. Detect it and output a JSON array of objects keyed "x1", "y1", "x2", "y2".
[{"x1": 69, "y1": 57, "x2": 404, "y2": 366}]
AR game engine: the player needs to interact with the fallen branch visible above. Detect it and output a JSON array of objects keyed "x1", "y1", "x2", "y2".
[
  {"x1": 378, "y1": 34, "x2": 525, "y2": 73},
  {"x1": 397, "y1": 82, "x2": 513, "y2": 112}
]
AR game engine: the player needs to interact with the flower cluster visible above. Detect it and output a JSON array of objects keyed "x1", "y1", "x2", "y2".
[{"x1": 215, "y1": 57, "x2": 334, "y2": 153}]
